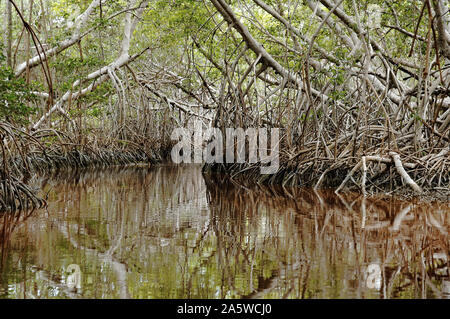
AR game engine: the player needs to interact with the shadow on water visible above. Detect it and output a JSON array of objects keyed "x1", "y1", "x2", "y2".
[{"x1": 0, "y1": 165, "x2": 449, "y2": 299}]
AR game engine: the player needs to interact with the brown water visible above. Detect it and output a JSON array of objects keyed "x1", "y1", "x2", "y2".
[{"x1": 0, "y1": 165, "x2": 449, "y2": 299}]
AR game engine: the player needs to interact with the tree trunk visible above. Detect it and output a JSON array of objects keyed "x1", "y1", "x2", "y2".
[{"x1": 4, "y1": 0, "x2": 12, "y2": 68}]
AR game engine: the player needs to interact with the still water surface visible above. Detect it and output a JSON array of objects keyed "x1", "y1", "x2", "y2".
[{"x1": 0, "y1": 165, "x2": 449, "y2": 298}]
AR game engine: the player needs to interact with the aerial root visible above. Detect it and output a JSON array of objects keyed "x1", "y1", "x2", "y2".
[
  {"x1": 389, "y1": 152, "x2": 422, "y2": 194},
  {"x1": 335, "y1": 160, "x2": 362, "y2": 194},
  {"x1": 361, "y1": 156, "x2": 367, "y2": 197}
]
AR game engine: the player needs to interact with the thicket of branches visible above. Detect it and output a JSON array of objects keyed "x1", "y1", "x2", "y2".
[
  {"x1": 198, "y1": 0, "x2": 449, "y2": 196},
  {"x1": 0, "y1": 0, "x2": 449, "y2": 209}
]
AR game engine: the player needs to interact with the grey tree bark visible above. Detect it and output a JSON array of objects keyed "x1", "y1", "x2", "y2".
[{"x1": 4, "y1": 0, "x2": 12, "y2": 67}]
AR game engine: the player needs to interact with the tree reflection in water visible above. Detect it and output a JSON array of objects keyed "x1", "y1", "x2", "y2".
[{"x1": 0, "y1": 165, "x2": 448, "y2": 299}]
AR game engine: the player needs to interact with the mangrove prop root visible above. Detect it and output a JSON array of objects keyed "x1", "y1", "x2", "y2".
[
  {"x1": 0, "y1": 121, "x2": 163, "y2": 213},
  {"x1": 389, "y1": 152, "x2": 422, "y2": 194}
]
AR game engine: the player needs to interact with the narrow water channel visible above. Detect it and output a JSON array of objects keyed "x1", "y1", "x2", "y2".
[{"x1": 0, "y1": 165, "x2": 449, "y2": 298}]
